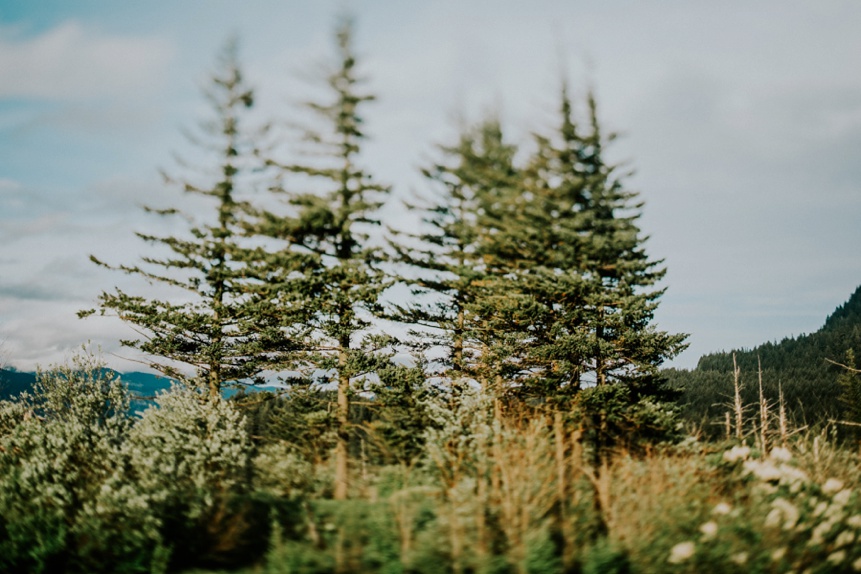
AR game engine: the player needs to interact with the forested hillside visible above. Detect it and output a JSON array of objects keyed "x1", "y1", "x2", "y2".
[
  {"x1": 0, "y1": 369, "x2": 36, "y2": 401},
  {"x1": 667, "y1": 285, "x2": 861, "y2": 431}
]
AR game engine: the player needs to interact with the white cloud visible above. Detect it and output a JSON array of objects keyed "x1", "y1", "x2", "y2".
[{"x1": 0, "y1": 21, "x2": 174, "y2": 100}]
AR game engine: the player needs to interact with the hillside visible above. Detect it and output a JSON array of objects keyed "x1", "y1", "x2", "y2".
[
  {"x1": 0, "y1": 368, "x2": 275, "y2": 411},
  {"x1": 0, "y1": 369, "x2": 174, "y2": 413},
  {"x1": 0, "y1": 369, "x2": 37, "y2": 401},
  {"x1": 666, "y1": 285, "x2": 861, "y2": 431}
]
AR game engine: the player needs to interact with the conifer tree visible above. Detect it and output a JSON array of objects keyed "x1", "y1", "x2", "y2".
[
  {"x1": 261, "y1": 20, "x2": 391, "y2": 499},
  {"x1": 82, "y1": 42, "x2": 311, "y2": 400},
  {"x1": 391, "y1": 118, "x2": 522, "y2": 388},
  {"x1": 500, "y1": 87, "x2": 687, "y2": 402},
  {"x1": 838, "y1": 349, "x2": 861, "y2": 423},
  {"x1": 573, "y1": 91, "x2": 687, "y2": 392}
]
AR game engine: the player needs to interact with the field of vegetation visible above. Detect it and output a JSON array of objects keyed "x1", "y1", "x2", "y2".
[
  {"x1": 2, "y1": 354, "x2": 861, "y2": 573},
  {"x1": 2, "y1": 17, "x2": 861, "y2": 574}
]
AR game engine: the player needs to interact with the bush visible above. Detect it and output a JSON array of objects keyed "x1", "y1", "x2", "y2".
[
  {"x1": 0, "y1": 352, "x2": 256, "y2": 573},
  {"x1": 126, "y1": 385, "x2": 253, "y2": 569}
]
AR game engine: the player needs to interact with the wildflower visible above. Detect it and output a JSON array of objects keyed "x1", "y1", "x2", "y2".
[
  {"x1": 813, "y1": 501, "x2": 828, "y2": 518},
  {"x1": 754, "y1": 482, "x2": 778, "y2": 495},
  {"x1": 770, "y1": 446, "x2": 792, "y2": 462},
  {"x1": 730, "y1": 551, "x2": 749, "y2": 565},
  {"x1": 713, "y1": 502, "x2": 732, "y2": 515},
  {"x1": 825, "y1": 502, "x2": 846, "y2": 522},
  {"x1": 833, "y1": 489, "x2": 853, "y2": 507},
  {"x1": 769, "y1": 497, "x2": 800, "y2": 530},
  {"x1": 699, "y1": 521, "x2": 718, "y2": 541},
  {"x1": 823, "y1": 478, "x2": 845, "y2": 495},
  {"x1": 810, "y1": 520, "x2": 835, "y2": 546},
  {"x1": 668, "y1": 541, "x2": 696, "y2": 564},
  {"x1": 835, "y1": 530, "x2": 855, "y2": 548},
  {"x1": 765, "y1": 508, "x2": 782, "y2": 529},
  {"x1": 828, "y1": 550, "x2": 847, "y2": 565},
  {"x1": 853, "y1": 556, "x2": 861, "y2": 571},
  {"x1": 723, "y1": 445, "x2": 751, "y2": 463},
  {"x1": 744, "y1": 459, "x2": 781, "y2": 482},
  {"x1": 779, "y1": 465, "x2": 808, "y2": 492},
  {"x1": 771, "y1": 547, "x2": 787, "y2": 561},
  {"x1": 847, "y1": 515, "x2": 861, "y2": 528}
]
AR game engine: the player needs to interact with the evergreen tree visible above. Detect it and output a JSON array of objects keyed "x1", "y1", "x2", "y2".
[
  {"x1": 573, "y1": 91, "x2": 687, "y2": 392},
  {"x1": 497, "y1": 87, "x2": 687, "y2": 402},
  {"x1": 261, "y1": 20, "x2": 391, "y2": 500},
  {"x1": 390, "y1": 118, "x2": 522, "y2": 388},
  {"x1": 838, "y1": 348, "x2": 861, "y2": 423},
  {"x1": 81, "y1": 42, "x2": 310, "y2": 399}
]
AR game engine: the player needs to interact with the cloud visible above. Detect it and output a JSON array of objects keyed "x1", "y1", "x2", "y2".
[
  {"x1": 0, "y1": 21, "x2": 174, "y2": 100},
  {"x1": 0, "y1": 280, "x2": 71, "y2": 302}
]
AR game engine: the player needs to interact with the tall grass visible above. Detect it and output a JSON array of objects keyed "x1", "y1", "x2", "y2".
[{"x1": 3, "y1": 354, "x2": 861, "y2": 573}]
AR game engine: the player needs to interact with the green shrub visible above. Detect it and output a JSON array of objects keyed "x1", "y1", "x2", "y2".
[
  {"x1": 0, "y1": 353, "x2": 256, "y2": 573},
  {"x1": 0, "y1": 353, "x2": 158, "y2": 573},
  {"x1": 127, "y1": 385, "x2": 253, "y2": 569}
]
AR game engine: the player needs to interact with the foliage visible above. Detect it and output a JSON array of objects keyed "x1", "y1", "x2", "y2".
[
  {"x1": 125, "y1": 385, "x2": 253, "y2": 569},
  {"x1": 838, "y1": 349, "x2": 861, "y2": 424},
  {"x1": 0, "y1": 352, "x2": 255, "y2": 573},
  {"x1": 81, "y1": 41, "x2": 308, "y2": 399},
  {"x1": 670, "y1": 285, "x2": 861, "y2": 431},
  {"x1": 390, "y1": 117, "x2": 522, "y2": 386},
  {"x1": 0, "y1": 353, "x2": 136, "y2": 574},
  {"x1": 257, "y1": 17, "x2": 392, "y2": 500},
  {"x1": 32, "y1": 15, "x2": 861, "y2": 574}
]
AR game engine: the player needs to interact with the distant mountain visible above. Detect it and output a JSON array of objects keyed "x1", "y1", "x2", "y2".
[
  {"x1": 0, "y1": 368, "x2": 278, "y2": 412},
  {"x1": 0, "y1": 369, "x2": 37, "y2": 401},
  {"x1": 666, "y1": 285, "x2": 861, "y2": 430}
]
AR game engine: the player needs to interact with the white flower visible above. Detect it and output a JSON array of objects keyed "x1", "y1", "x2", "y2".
[
  {"x1": 723, "y1": 445, "x2": 751, "y2": 463},
  {"x1": 765, "y1": 508, "x2": 782, "y2": 529},
  {"x1": 730, "y1": 551, "x2": 748, "y2": 565},
  {"x1": 713, "y1": 502, "x2": 732, "y2": 515},
  {"x1": 810, "y1": 520, "x2": 835, "y2": 546},
  {"x1": 769, "y1": 497, "x2": 800, "y2": 530},
  {"x1": 778, "y1": 464, "x2": 809, "y2": 492},
  {"x1": 828, "y1": 550, "x2": 847, "y2": 564},
  {"x1": 699, "y1": 521, "x2": 718, "y2": 541},
  {"x1": 754, "y1": 482, "x2": 778, "y2": 496},
  {"x1": 847, "y1": 514, "x2": 861, "y2": 528},
  {"x1": 853, "y1": 556, "x2": 861, "y2": 571},
  {"x1": 825, "y1": 502, "x2": 847, "y2": 522},
  {"x1": 813, "y1": 501, "x2": 828, "y2": 518},
  {"x1": 823, "y1": 478, "x2": 845, "y2": 495},
  {"x1": 833, "y1": 489, "x2": 853, "y2": 508},
  {"x1": 835, "y1": 530, "x2": 856, "y2": 548},
  {"x1": 743, "y1": 459, "x2": 781, "y2": 481},
  {"x1": 771, "y1": 547, "x2": 787, "y2": 561},
  {"x1": 668, "y1": 541, "x2": 696, "y2": 564},
  {"x1": 770, "y1": 446, "x2": 792, "y2": 462}
]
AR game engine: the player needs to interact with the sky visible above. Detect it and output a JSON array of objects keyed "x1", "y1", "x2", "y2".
[{"x1": 1, "y1": 1, "x2": 860, "y2": 372}]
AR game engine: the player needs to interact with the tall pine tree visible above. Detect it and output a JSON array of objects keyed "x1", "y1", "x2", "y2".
[
  {"x1": 261, "y1": 20, "x2": 391, "y2": 500},
  {"x1": 391, "y1": 117, "x2": 522, "y2": 388},
  {"x1": 505, "y1": 87, "x2": 687, "y2": 400},
  {"x1": 571, "y1": 91, "x2": 687, "y2": 393},
  {"x1": 82, "y1": 42, "x2": 310, "y2": 399}
]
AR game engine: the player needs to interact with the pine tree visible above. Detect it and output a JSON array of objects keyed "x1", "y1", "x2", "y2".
[
  {"x1": 497, "y1": 87, "x2": 687, "y2": 403},
  {"x1": 261, "y1": 20, "x2": 391, "y2": 499},
  {"x1": 81, "y1": 42, "x2": 311, "y2": 399},
  {"x1": 391, "y1": 118, "x2": 522, "y2": 388},
  {"x1": 574, "y1": 91, "x2": 687, "y2": 393},
  {"x1": 838, "y1": 349, "x2": 861, "y2": 423}
]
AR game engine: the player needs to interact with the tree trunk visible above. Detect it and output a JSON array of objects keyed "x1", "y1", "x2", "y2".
[{"x1": 335, "y1": 346, "x2": 349, "y2": 500}]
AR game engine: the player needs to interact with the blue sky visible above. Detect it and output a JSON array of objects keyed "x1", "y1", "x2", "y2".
[{"x1": 2, "y1": 1, "x2": 861, "y2": 371}]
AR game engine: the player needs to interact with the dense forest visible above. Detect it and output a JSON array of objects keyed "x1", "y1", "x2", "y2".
[
  {"x1": 2, "y1": 20, "x2": 861, "y2": 574},
  {"x1": 667, "y1": 285, "x2": 861, "y2": 434}
]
